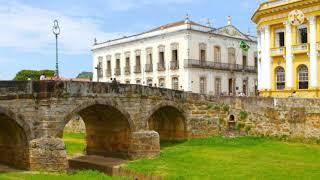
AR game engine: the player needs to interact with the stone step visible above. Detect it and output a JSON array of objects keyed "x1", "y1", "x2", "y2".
[{"x1": 68, "y1": 155, "x2": 127, "y2": 176}]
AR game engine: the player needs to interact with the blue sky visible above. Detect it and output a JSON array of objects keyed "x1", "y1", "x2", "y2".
[{"x1": 0, "y1": 0, "x2": 262, "y2": 80}]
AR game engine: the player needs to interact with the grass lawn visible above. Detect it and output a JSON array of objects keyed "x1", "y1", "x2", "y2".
[
  {"x1": 63, "y1": 132, "x2": 86, "y2": 157},
  {"x1": 126, "y1": 137, "x2": 320, "y2": 179},
  {"x1": 2, "y1": 133, "x2": 320, "y2": 179}
]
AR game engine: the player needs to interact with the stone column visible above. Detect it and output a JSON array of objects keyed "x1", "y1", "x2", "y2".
[
  {"x1": 257, "y1": 30, "x2": 262, "y2": 90},
  {"x1": 260, "y1": 26, "x2": 272, "y2": 90},
  {"x1": 308, "y1": 16, "x2": 318, "y2": 88},
  {"x1": 29, "y1": 138, "x2": 68, "y2": 172},
  {"x1": 129, "y1": 131, "x2": 160, "y2": 159},
  {"x1": 285, "y1": 21, "x2": 293, "y2": 89}
]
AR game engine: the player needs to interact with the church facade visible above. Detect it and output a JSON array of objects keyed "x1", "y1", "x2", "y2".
[
  {"x1": 253, "y1": 0, "x2": 320, "y2": 97},
  {"x1": 92, "y1": 17, "x2": 258, "y2": 96}
]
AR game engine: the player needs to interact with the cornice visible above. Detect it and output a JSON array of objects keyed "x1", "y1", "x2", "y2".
[{"x1": 252, "y1": 0, "x2": 320, "y2": 24}]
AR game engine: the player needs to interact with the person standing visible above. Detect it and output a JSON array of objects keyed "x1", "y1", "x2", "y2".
[{"x1": 39, "y1": 73, "x2": 46, "y2": 80}]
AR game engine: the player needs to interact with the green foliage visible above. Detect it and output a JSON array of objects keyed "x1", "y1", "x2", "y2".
[
  {"x1": 76, "y1": 71, "x2": 93, "y2": 79},
  {"x1": 13, "y1": 70, "x2": 55, "y2": 80},
  {"x1": 222, "y1": 104, "x2": 230, "y2": 112},
  {"x1": 126, "y1": 136, "x2": 320, "y2": 179},
  {"x1": 236, "y1": 122, "x2": 246, "y2": 131},
  {"x1": 206, "y1": 104, "x2": 214, "y2": 109},
  {"x1": 239, "y1": 111, "x2": 249, "y2": 120}
]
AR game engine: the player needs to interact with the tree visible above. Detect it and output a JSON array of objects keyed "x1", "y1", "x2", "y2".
[
  {"x1": 14, "y1": 70, "x2": 55, "y2": 80},
  {"x1": 76, "y1": 72, "x2": 93, "y2": 79}
]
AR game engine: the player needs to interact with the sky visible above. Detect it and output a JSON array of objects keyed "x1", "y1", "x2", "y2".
[{"x1": 0, "y1": 0, "x2": 263, "y2": 80}]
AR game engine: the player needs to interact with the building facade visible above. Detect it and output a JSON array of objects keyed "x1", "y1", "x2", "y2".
[
  {"x1": 92, "y1": 18, "x2": 258, "y2": 96},
  {"x1": 253, "y1": 0, "x2": 320, "y2": 97}
]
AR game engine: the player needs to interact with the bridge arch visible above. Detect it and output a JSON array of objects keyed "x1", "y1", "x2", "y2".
[
  {"x1": 61, "y1": 99, "x2": 134, "y2": 159},
  {"x1": 147, "y1": 101, "x2": 188, "y2": 141},
  {"x1": 0, "y1": 106, "x2": 31, "y2": 169}
]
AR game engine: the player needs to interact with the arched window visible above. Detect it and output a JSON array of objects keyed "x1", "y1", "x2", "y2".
[
  {"x1": 275, "y1": 67, "x2": 285, "y2": 90},
  {"x1": 172, "y1": 77, "x2": 179, "y2": 90},
  {"x1": 298, "y1": 65, "x2": 308, "y2": 89}
]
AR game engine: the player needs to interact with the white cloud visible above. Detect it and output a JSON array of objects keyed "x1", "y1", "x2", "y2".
[{"x1": 0, "y1": 1, "x2": 127, "y2": 55}]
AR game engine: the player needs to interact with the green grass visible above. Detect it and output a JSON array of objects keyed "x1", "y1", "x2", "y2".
[
  {"x1": 125, "y1": 136, "x2": 320, "y2": 179},
  {"x1": 63, "y1": 132, "x2": 86, "y2": 156},
  {"x1": 3, "y1": 133, "x2": 320, "y2": 179},
  {"x1": 0, "y1": 170, "x2": 126, "y2": 180}
]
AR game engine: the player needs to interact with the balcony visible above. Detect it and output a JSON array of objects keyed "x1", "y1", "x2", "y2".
[
  {"x1": 170, "y1": 61, "x2": 179, "y2": 70},
  {"x1": 184, "y1": 59, "x2": 257, "y2": 73},
  {"x1": 292, "y1": 43, "x2": 309, "y2": 54},
  {"x1": 134, "y1": 66, "x2": 141, "y2": 74},
  {"x1": 106, "y1": 69, "x2": 112, "y2": 77},
  {"x1": 270, "y1": 47, "x2": 286, "y2": 57},
  {"x1": 124, "y1": 66, "x2": 131, "y2": 75},
  {"x1": 114, "y1": 68, "x2": 121, "y2": 76},
  {"x1": 145, "y1": 64, "x2": 153, "y2": 72},
  {"x1": 157, "y1": 63, "x2": 166, "y2": 71}
]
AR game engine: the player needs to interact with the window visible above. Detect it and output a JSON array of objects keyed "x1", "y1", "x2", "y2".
[
  {"x1": 298, "y1": 65, "x2": 308, "y2": 89},
  {"x1": 228, "y1": 48, "x2": 236, "y2": 64},
  {"x1": 146, "y1": 48, "x2": 153, "y2": 65},
  {"x1": 125, "y1": 80, "x2": 130, "y2": 84},
  {"x1": 159, "y1": 52, "x2": 165, "y2": 65},
  {"x1": 214, "y1": 46, "x2": 221, "y2": 63},
  {"x1": 298, "y1": 26, "x2": 308, "y2": 44},
  {"x1": 199, "y1": 77, "x2": 207, "y2": 94},
  {"x1": 215, "y1": 78, "x2": 222, "y2": 96},
  {"x1": 242, "y1": 79, "x2": 248, "y2": 95},
  {"x1": 126, "y1": 57, "x2": 130, "y2": 67},
  {"x1": 276, "y1": 31, "x2": 285, "y2": 47},
  {"x1": 97, "y1": 57, "x2": 103, "y2": 78},
  {"x1": 276, "y1": 67, "x2": 285, "y2": 90},
  {"x1": 147, "y1": 79, "x2": 153, "y2": 87},
  {"x1": 242, "y1": 55, "x2": 247, "y2": 67},
  {"x1": 172, "y1": 77, "x2": 179, "y2": 90},
  {"x1": 136, "y1": 79, "x2": 141, "y2": 84},
  {"x1": 159, "y1": 78, "x2": 165, "y2": 88},
  {"x1": 254, "y1": 53, "x2": 258, "y2": 69},
  {"x1": 199, "y1": 43, "x2": 207, "y2": 62},
  {"x1": 172, "y1": 50, "x2": 178, "y2": 62},
  {"x1": 116, "y1": 58, "x2": 120, "y2": 69}
]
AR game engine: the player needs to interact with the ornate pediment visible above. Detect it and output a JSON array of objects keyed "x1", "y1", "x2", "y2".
[{"x1": 214, "y1": 25, "x2": 248, "y2": 40}]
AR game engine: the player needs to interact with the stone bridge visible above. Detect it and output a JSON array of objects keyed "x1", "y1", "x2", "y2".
[{"x1": 0, "y1": 81, "x2": 320, "y2": 172}]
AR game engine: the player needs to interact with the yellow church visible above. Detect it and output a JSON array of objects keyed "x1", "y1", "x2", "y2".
[{"x1": 252, "y1": 0, "x2": 320, "y2": 97}]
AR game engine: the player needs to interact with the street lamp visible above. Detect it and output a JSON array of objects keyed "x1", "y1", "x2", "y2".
[
  {"x1": 95, "y1": 62, "x2": 102, "y2": 82},
  {"x1": 52, "y1": 20, "x2": 61, "y2": 78}
]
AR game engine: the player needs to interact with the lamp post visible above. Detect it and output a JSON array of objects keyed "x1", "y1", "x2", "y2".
[
  {"x1": 95, "y1": 62, "x2": 102, "y2": 82},
  {"x1": 52, "y1": 20, "x2": 61, "y2": 78}
]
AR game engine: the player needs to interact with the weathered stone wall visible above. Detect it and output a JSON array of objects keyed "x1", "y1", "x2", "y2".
[{"x1": 1, "y1": 81, "x2": 320, "y2": 172}]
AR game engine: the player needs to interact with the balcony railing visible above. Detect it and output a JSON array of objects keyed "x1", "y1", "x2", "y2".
[
  {"x1": 157, "y1": 63, "x2": 166, "y2": 71},
  {"x1": 184, "y1": 59, "x2": 257, "y2": 73},
  {"x1": 170, "y1": 61, "x2": 179, "y2": 70},
  {"x1": 114, "y1": 68, "x2": 121, "y2": 76},
  {"x1": 106, "y1": 69, "x2": 112, "y2": 77},
  {"x1": 292, "y1": 43, "x2": 309, "y2": 54},
  {"x1": 124, "y1": 66, "x2": 131, "y2": 75},
  {"x1": 145, "y1": 64, "x2": 153, "y2": 72},
  {"x1": 134, "y1": 66, "x2": 141, "y2": 74},
  {"x1": 270, "y1": 47, "x2": 286, "y2": 57}
]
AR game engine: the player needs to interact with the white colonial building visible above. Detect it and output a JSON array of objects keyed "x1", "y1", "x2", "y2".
[{"x1": 92, "y1": 17, "x2": 258, "y2": 96}]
